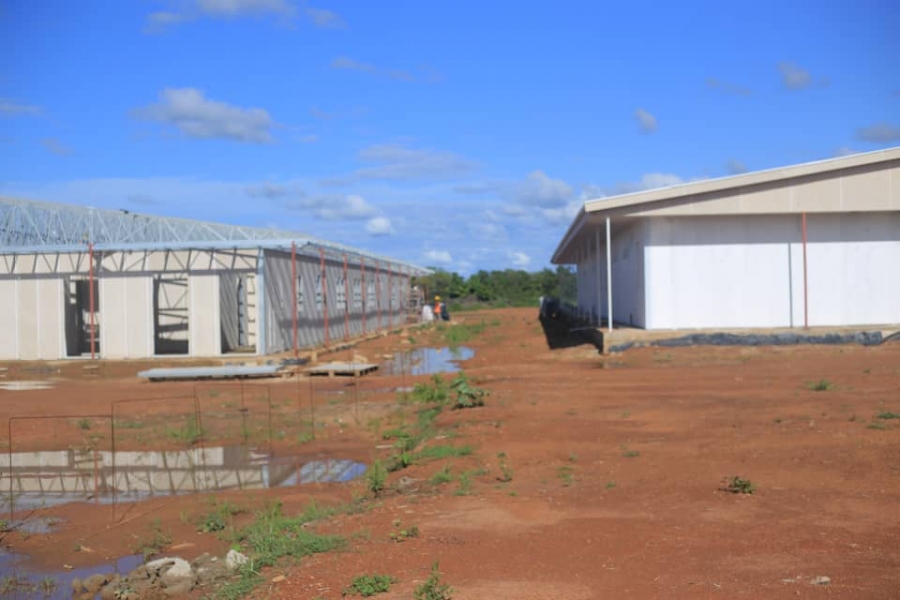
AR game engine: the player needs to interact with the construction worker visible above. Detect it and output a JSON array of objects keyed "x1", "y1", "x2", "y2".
[{"x1": 434, "y1": 295, "x2": 450, "y2": 321}]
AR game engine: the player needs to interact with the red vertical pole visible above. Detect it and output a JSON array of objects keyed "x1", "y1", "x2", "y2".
[
  {"x1": 361, "y1": 257, "x2": 367, "y2": 335},
  {"x1": 376, "y1": 260, "x2": 382, "y2": 331},
  {"x1": 801, "y1": 212, "x2": 809, "y2": 330},
  {"x1": 343, "y1": 254, "x2": 350, "y2": 342},
  {"x1": 88, "y1": 243, "x2": 95, "y2": 360},
  {"x1": 291, "y1": 242, "x2": 298, "y2": 358},
  {"x1": 388, "y1": 264, "x2": 393, "y2": 328},
  {"x1": 319, "y1": 248, "x2": 329, "y2": 347}
]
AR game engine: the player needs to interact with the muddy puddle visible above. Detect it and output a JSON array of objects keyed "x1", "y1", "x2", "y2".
[
  {"x1": 1, "y1": 446, "x2": 366, "y2": 513},
  {"x1": 0, "y1": 550, "x2": 142, "y2": 600},
  {"x1": 382, "y1": 346, "x2": 475, "y2": 376}
]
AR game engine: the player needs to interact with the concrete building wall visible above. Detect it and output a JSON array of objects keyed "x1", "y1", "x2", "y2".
[
  {"x1": 0, "y1": 279, "x2": 16, "y2": 358},
  {"x1": 575, "y1": 221, "x2": 648, "y2": 328},
  {"x1": 644, "y1": 212, "x2": 900, "y2": 329},
  {"x1": 99, "y1": 275, "x2": 154, "y2": 358},
  {"x1": 189, "y1": 273, "x2": 220, "y2": 357}
]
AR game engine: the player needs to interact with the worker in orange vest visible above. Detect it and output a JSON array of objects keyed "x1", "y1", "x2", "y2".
[{"x1": 434, "y1": 295, "x2": 449, "y2": 321}]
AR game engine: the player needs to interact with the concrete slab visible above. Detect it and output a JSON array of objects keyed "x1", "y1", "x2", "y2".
[{"x1": 137, "y1": 365, "x2": 284, "y2": 381}]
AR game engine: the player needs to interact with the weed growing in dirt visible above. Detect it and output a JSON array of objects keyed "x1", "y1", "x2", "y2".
[
  {"x1": 606, "y1": 481, "x2": 616, "y2": 490},
  {"x1": 440, "y1": 321, "x2": 486, "y2": 346},
  {"x1": 430, "y1": 466, "x2": 453, "y2": 485},
  {"x1": 866, "y1": 421, "x2": 887, "y2": 430},
  {"x1": 722, "y1": 476, "x2": 756, "y2": 494},
  {"x1": 165, "y1": 415, "x2": 204, "y2": 445},
  {"x1": 876, "y1": 411, "x2": 899, "y2": 420},
  {"x1": 568, "y1": 453, "x2": 578, "y2": 463},
  {"x1": 116, "y1": 419, "x2": 145, "y2": 429},
  {"x1": 297, "y1": 431, "x2": 314, "y2": 444},
  {"x1": 449, "y1": 373, "x2": 487, "y2": 409},
  {"x1": 557, "y1": 465, "x2": 575, "y2": 487},
  {"x1": 225, "y1": 501, "x2": 345, "y2": 597},
  {"x1": 344, "y1": 574, "x2": 397, "y2": 597},
  {"x1": 389, "y1": 521, "x2": 420, "y2": 542},
  {"x1": 414, "y1": 562, "x2": 453, "y2": 600},
  {"x1": 452, "y1": 470, "x2": 486, "y2": 496},
  {"x1": 367, "y1": 460, "x2": 388, "y2": 495},
  {"x1": 495, "y1": 452, "x2": 513, "y2": 482},
  {"x1": 807, "y1": 379, "x2": 835, "y2": 392},
  {"x1": 77, "y1": 418, "x2": 91, "y2": 430},
  {"x1": 415, "y1": 445, "x2": 472, "y2": 462},
  {"x1": 621, "y1": 446, "x2": 640, "y2": 458},
  {"x1": 133, "y1": 519, "x2": 172, "y2": 560},
  {"x1": 197, "y1": 500, "x2": 246, "y2": 534}
]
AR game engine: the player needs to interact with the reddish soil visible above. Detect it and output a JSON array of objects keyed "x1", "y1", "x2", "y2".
[{"x1": 2, "y1": 308, "x2": 899, "y2": 599}]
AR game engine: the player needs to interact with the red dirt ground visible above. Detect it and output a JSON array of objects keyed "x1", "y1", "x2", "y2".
[{"x1": 2, "y1": 308, "x2": 899, "y2": 599}]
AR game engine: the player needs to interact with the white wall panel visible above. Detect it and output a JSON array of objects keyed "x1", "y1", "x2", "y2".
[
  {"x1": 0, "y1": 280, "x2": 18, "y2": 359},
  {"x1": 100, "y1": 277, "x2": 129, "y2": 358},
  {"x1": 36, "y1": 278, "x2": 63, "y2": 360},
  {"x1": 16, "y1": 279, "x2": 39, "y2": 359},
  {"x1": 644, "y1": 213, "x2": 900, "y2": 329},
  {"x1": 189, "y1": 274, "x2": 220, "y2": 357}
]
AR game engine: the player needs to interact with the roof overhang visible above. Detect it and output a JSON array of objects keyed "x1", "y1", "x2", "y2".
[{"x1": 552, "y1": 146, "x2": 900, "y2": 264}]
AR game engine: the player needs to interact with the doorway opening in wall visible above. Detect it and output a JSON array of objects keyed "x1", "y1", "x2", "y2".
[
  {"x1": 220, "y1": 272, "x2": 256, "y2": 354},
  {"x1": 63, "y1": 277, "x2": 99, "y2": 357},
  {"x1": 153, "y1": 275, "x2": 189, "y2": 355}
]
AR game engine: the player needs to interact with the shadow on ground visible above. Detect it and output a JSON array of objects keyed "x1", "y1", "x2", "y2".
[{"x1": 539, "y1": 315, "x2": 601, "y2": 351}]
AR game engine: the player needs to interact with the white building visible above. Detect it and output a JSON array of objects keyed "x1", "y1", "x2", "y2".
[
  {"x1": 0, "y1": 198, "x2": 428, "y2": 360},
  {"x1": 551, "y1": 147, "x2": 900, "y2": 330}
]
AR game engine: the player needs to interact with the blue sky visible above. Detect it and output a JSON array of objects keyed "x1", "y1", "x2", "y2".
[{"x1": 1, "y1": 0, "x2": 898, "y2": 273}]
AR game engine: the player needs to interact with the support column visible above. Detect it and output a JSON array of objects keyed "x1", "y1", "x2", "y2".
[
  {"x1": 606, "y1": 217, "x2": 612, "y2": 333},
  {"x1": 256, "y1": 249, "x2": 267, "y2": 355},
  {"x1": 801, "y1": 212, "x2": 809, "y2": 329},
  {"x1": 595, "y1": 228, "x2": 602, "y2": 327},
  {"x1": 319, "y1": 248, "x2": 328, "y2": 347},
  {"x1": 343, "y1": 254, "x2": 350, "y2": 342},
  {"x1": 88, "y1": 242, "x2": 95, "y2": 360},
  {"x1": 291, "y1": 242, "x2": 298, "y2": 358}
]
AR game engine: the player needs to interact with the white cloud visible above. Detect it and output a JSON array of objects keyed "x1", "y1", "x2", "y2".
[
  {"x1": 286, "y1": 194, "x2": 379, "y2": 220},
  {"x1": 304, "y1": 7, "x2": 344, "y2": 28},
  {"x1": 508, "y1": 251, "x2": 531, "y2": 268},
  {"x1": 469, "y1": 221, "x2": 507, "y2": 241},
  {"x1": 246, "y1": 182, "x2": 298, "y2": 198},
  {"x1": 365, "y1": 216, "x2": 393, "y2": 236},
  {"x1": 351, "y1": 143, "x2": 477, "y2": 182},
  {"x1": 133, "y1": 88, "x2": 275, "y2": 143},
  {"x1": 197, "y1": 0, "x2": 295, "y2": 17},
  {"x1": 330, "y1": 57, "x2": 441, "y2": 83},
  {"x1": 0, "y1": 98, "x2": 41, "y2": 116},
  {"x1": 777, "y1": 61, "x2": 828, "y2": 90},
  {"x1": 145, "y1": 1, "x2": 342, "y2": 32},
  {"x1": 539, "y1": 201, "x2": 582, "y2": 226},
  {"x1": 635, "y1": 108, "x2": 657, "y2": 133},
  {"x1": 726, "y1": 159, "x2": 747, "y2": 174},
  {"x1": 834, "y1": 146, "x2": 858, "y2": 157},
  {"x1": 509, "y1": 170, "x2": 573, "y2": 208},
  {"x1": 424, "y1": 249, "x2": 452, "y2": 265},
  {"x1": 40, "y1": 138, "x2": 72, "y2": 156},
  {"x1": 706, "y1": 77, "x2": 752, "y2": 97},
  {"x1": 856, "y1": 122, "x2": 900, "y2": 144}
]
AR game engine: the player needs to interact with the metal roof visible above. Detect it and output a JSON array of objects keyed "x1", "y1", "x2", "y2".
[
  {"x1": 0, "y1": 196, "x2": 429, "y2": 273},
  {"x1": 552, "y1": 146, "x2": 900, "y2": 264}
]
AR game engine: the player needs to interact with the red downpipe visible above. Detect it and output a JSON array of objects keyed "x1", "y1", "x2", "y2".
[
  {"x1": 802, "y1": 212, "x2": 809, "y2": 330},
  {"x1": 319, "y1": 248, "x2": 329, "y2": 347},
  {"x1": 343, "y1": 254, "x2": 350, "y2": 342},
  {"x1": 88, "y1": 242, "x2": 95, "y2": 360},
  {"x1": 388, "y1": 265, "x2": 393, "y2": 327},
  {"x1": 291, "y1": 241, "x2": 298, "y2": 358}
]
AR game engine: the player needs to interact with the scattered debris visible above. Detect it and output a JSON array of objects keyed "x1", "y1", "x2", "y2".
[{"x1": 810, "y1": 576, "x2": 831, "y2": 586}]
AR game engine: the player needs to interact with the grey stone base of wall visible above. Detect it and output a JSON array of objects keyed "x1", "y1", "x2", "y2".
[{"x1": 606, "y1": 330, "x2": 893, "y2": 354}]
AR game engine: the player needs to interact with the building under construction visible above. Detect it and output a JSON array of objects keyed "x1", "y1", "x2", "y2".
[{"x1": 0, "y1": 197, "x2": 429, "y2": 360}]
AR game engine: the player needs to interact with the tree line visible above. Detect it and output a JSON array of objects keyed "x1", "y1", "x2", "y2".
[{"x1": 414, "y1": 266, "x2": 576, "y2": 310}]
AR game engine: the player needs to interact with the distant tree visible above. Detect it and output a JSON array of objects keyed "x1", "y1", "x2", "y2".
[{"x1": 414, "y1": 265, "x2": 574, "y2": 310}]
